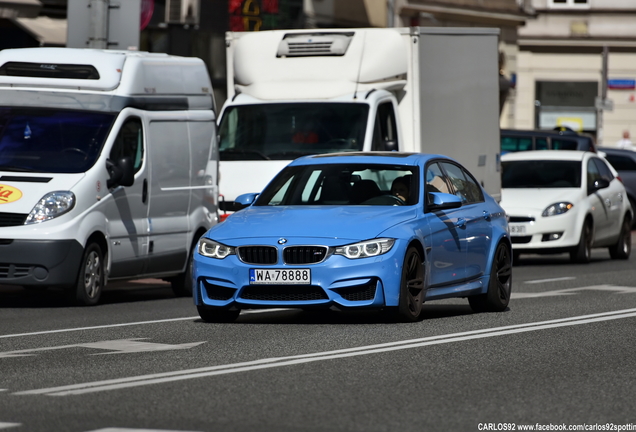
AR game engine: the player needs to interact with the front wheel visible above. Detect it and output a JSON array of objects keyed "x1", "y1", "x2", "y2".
[
  {"x1": 469, "y1": 243, "x2": 512, "y2": 313},
  {"x1": 71, "y1": 242, "x2": 105, "y2": 306},
  {"x1": 389, "y1": 246, "x2": 425, "y2": 322},
  {"x1": 570, "y1": 221, "x2": 593, "y2": 263},
  {"x1": 609, "y1": 218, "x2": 631, "y2": 260},
  {"x1": 197, "y1": 306, "x2": 240, "y2": 323}
]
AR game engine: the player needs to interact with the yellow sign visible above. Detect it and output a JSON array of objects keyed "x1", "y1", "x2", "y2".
[
  {"x1": 0, "y1": 184, "x2": 23, "y2": 204},
  {"x1": 557, "y1": 117, "x2": 584, "y2": 132}
]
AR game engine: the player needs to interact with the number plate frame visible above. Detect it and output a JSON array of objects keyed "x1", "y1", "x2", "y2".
[
  {"x1": 509, "y1": 224, "x2": 527, "y2": 236},
  {"x1": 249, "y1": 268, "x2": 312, "y2": 285}
]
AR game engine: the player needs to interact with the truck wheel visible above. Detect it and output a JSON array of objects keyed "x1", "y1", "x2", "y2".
[
  {"x1": 72, "y1": 242, "x2": 104, "y2": 306},
  {"x1": 609, "y1": 218, "x2": 631, "y2": 260},
  {"x1": 469, "y1": 243, "x2": 512, "y2": 313},
  {"x1": 197, "y1": 306, "x2": 239, "y2": 323}
]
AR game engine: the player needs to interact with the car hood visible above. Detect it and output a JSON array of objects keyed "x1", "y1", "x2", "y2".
[
  {"x1": 501, "y1": 188, "x2": 582, "y2": 215},
  {"x1": 0, "y1": 172, "x2": 84, "y2": 213},
  {"x1": 209, "y1": 206, "x2": 417, "y2": 242}
]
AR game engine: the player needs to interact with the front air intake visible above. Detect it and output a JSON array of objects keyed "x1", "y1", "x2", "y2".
[{"x1": 277, "y1": 32, "x2": 354, "y2": 58}]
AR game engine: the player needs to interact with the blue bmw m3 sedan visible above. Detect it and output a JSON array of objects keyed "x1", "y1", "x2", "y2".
[{"x1": 193, "y1": 152, "x2": 512, "y2": 322}]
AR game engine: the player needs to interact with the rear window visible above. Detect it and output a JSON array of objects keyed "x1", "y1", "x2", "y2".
[
  {"x1": 552, "y1": 138, "x2": 578, "y2": 150},
  {"x1": 502, "y1": 160, "x2": 581, "y2": 188}
]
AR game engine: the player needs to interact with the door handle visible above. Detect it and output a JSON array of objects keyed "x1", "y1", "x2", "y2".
[
  {"x1": 455, "y1": 217, "x2": 466, "y2": 228},
  {"x1": 142, "y1": 178, "x2": 148, "y2": 204},
  {"x1": 483, "y1": 211, "x2": 491, "y2": 221}
]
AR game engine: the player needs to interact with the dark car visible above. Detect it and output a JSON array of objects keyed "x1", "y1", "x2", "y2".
[
  {"x1": 501, "y1": 128, "x2": 597, "y2": 155},
  {"x1": 598, "y1": 146, "x2": 636, "y2": 227}
]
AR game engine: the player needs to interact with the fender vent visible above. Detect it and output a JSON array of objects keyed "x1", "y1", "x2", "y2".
[{"x1": 277, "y1": 32, "x2": 354, "y2": 58}]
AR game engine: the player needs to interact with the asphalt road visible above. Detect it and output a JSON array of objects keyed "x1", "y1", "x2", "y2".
[{"x1": 1, "y1": 239, "x2": 636, "y2": 432}]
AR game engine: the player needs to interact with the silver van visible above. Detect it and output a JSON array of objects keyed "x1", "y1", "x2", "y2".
[{"x1": 0, "y1": 48, "x2": 219, "y2": 305}]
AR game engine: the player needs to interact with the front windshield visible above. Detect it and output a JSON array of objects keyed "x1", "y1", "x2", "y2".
[
  {"x1": 255, "y1": 163, "x2": 418, "y2": 206},
  {"x1": 0, "y1": 107, "x2": 115, "y2": 173},
  {"x1": 219, "y1": 103, "x2": 369, "y2": 161},
  {"x1": 502, "y1": 160, "x2": 581, "y2": 188}
]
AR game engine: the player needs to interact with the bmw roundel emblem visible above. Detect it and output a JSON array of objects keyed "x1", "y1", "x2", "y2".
[{"x1": 278, "y1": 238, "x2": 287, "y2": 245}]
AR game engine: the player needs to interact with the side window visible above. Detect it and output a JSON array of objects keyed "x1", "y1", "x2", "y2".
[
  {"x1": 552, "y1": 138, "x2": 578, "y2": 150},
  {"x1": 587, "y1": 159, "x2": 601, "y2": 192},
  {"x1": 440, "y1": 162, "x2": 484, "y2": 204},
  {"x1": 110, "y1": 117, "x2": 143, "y2": 173},
  {"x1": 536, "y1": 138, "x2": 548, "y2": 150},
  {"x1": 425, "y1": 162, "x2": 451, "y2": 195},
  {"x1": 592, "y1": 157, "x2": 614, "y2": 182},
  {"x1": 371, "y1": 102, "x2": 398, "y2": 151}
]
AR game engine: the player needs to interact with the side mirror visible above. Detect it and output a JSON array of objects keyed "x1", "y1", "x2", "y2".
[
  {"x1": 588, "y1": 178, "x2": 610, "y2": 194},
  {"x1": 383, "y1": 139, "x2": 398, "y2": 152},
  {"x1": 235, "y1": 192, "x2": 259, "y2": 210},
  {"x1": 106, "y1": 157, "x2": 134, "y2": 189},
  {"x1": 427, "y1": 192, "x2": 462, "y2": 212}
]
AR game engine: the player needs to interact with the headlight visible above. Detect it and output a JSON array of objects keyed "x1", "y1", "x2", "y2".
[
  {"x1": 542, "y1": 202, "x2": 574, "y2": 217},
  {"x1": 25, "y1": 191, "x2": 75, "y2": 224},
  {"x1": 198, "y1": 238, "x2": 235, "y2": 259},
  {"x1": 334, "y1": 238, "x2": 395, "y2": 259}
]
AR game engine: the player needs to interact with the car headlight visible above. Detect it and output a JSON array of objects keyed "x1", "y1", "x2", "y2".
[
  {"x1": 198, "y1": 238, "x2": 235, "y2": 259},
  {"x1": 334, "y1": 238, "x2": 395, "y2": 259},
  {"x1": 542, "y1": 202, "x2": 574, "y2": 217},
  {"x1": 25, "y1": 191, "x2": 75, "y2": 224}
]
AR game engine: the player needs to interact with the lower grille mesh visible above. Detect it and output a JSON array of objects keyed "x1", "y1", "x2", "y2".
[{"x1": 240, "y1": 285, "x2": 328, "y2": 301}]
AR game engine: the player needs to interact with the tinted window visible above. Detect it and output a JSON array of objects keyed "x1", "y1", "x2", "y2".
[
  {"x1": 371, "y1": 102, "x2": 398, "y2": 151},
  {"x1": 502, "y1": 160, "x2": 581, "y2": 188},
  {"x1": 440, "y1": 162, "x2": 484, "y2": 204},
  {"x1": 109, "y1": 118, "x2": 144, "y2": 173},
  {"x1": 591, "y1": 157, "x2": 614, "y2": 182},
  {"x1": 218, "y1": 103, "x2": 369, "y2": 161},
  {"x1": 501, "y1": 136, "x2": 532, "y2": 153},
  {"x1": 255, "y1": 164, "x2": 418, "y2": 206},
  {"x1": 604, "y1": 154, "x2": 636, "y2": 171},
  {"x1": 552, "y1": 138, "x2": 578, "y2": 150},
  {"x1": 587, "y1": 159, "x2": 602, "y2": 191},
  {"x1": 0, "y1": 107, "x2": 115, "y2": 173}
]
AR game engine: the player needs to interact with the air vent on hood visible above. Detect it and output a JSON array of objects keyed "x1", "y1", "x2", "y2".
[
  {"x1": 277, "y1": 32, "x2": 354, "y2": 58},
  {"x1": 0, "y1": 62, "x2": 100, "y2": 80}
]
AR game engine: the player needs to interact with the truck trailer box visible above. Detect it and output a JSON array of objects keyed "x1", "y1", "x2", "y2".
[{"x1": 0, "y1": 48, "x2": 219, "y2": 305}]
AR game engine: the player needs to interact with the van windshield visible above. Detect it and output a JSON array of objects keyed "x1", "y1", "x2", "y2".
[
  {"x1": 0, "y1": 107, "x2": 115, "y2": 173},
  {"x1": 218, "y1": 103, "x2": 369, "y2": 161}
]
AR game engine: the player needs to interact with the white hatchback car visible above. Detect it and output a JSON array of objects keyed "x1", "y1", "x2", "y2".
[{"x1": 500, "y1": 151, "x2": 632, "y2": 263}]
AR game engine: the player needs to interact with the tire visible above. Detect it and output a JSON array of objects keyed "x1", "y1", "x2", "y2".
[
  {"x1": 72, "y1": 242, "x2": 105, "y2": 306},
  {"x1": 469, "y1": 242, "x2": 512, "y2": 313},
  {"x1": 609, "y1": 218, "x2": 632, "y2": 260},
  {"x1": 171, "y1": 244, "x2": 195, "y2": 297},
  {"x1": 390, "y1": 246, "x2": 425, "y2": 322},
  {"x1": 197, "y1": 305, "x2": 240, "y2": 323},
  {"x1": 570, "y1": 221, "x2": 593, "y2": 264},
  {"x1": 629, "y1": 197, "x2": 636, "y2": 229}
]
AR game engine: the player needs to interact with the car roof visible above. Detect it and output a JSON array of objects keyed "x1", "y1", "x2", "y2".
[
  {"x1": 501, "y1": 150, "x2": 590, "y2": 162},
  {"x1": 289, "y1": 152, "x2": 451, "y2": 166},
  {"x1": 598, "y1": 147, "x2": 636, "y2": 156}
]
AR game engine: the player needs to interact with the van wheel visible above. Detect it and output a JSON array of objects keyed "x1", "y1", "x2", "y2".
[
  {"x1": 609, "y1": 218, "x2": 631, "y2": 260},
  {"x1": 72, "y1": 242, "x2": 104, "y2": 306},
  {"x1": 171, "y1": 243, "x2": 195, "y2": 297}
]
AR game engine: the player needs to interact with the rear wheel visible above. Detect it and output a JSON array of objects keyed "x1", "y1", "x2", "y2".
[
  {"x1": 609, "y1": 218, "x2": 631, "y2": 260},
  {"x1": 390, "y1": 246, "x2": 425, "y2": 322},
  {"x1": 469, "y1": 243, "x2": 512, "y2": 313},
  {"x1": 72, "y1": 242, "x2": 104, "y2": 306},
  {"x1": 197, "y1": 306, "x2": 240, "y2": 323},
  {"x1": 570, "y1": 221, "x2": 593, "y2": 263}
]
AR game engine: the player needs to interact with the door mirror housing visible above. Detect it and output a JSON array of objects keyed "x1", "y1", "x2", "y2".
[
  {"x1": 235, "y1": 192, "x2": 259, "y2": 210},
  {"x1": 427, "y1": 192, "x2": 462, "y2": 212},
  {"x1": 106, "y1": 157, "x2": 135, "y2": 189},
  {"x1": 588, "y1": 178, "x2": 610, "y2": 194}
]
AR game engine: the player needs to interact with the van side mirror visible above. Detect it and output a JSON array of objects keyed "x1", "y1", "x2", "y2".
[
  {"x1": 384, "y1": 139, "x2": 398, "y2": 152},
  {"x1": 427, "y1": 192, "x2": 462, "y2": 212},
  {"x1": 588, "y1": 178, "x2": 610, "y2": 194},
  {"x1": 106, "y1": 157, "x2": 135, "y2": 189}
]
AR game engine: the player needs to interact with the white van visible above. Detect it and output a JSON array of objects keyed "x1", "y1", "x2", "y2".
[{"x1": 0, "y1": 48, "x2": 219, "y2": 305}]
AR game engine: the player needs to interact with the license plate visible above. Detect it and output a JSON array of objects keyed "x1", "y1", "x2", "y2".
[
  {"x1": 509, "y1": 224, "x2": 526, "y2": 236},
  {"x1": 249, "y1": 268, "x2": 311, "y2": 285}
]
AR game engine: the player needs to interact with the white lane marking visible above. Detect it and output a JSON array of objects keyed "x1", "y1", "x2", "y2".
[
  {"x1": 0, "y1": 309, "x2": 290, "y2": 340},
  {"x1": 88, "y1": 428, "x2": 203, "y2": 432},
  {"x1": 15, "y1": 308, "x2": 636, "y2": 397},
  {"x1": 513, "y1": 284, "x2": 636, "y2": 299},
  {"x1": 0, "y1": 423, "x2": 20, "y2": 430},
  {"x1": 524, "y1": 277, "x2": 576, "y2": 284},
  {"x1": 0, "y1": 339, "x2": 205, "y2": 359}
]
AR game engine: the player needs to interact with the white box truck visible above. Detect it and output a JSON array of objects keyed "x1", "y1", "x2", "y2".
[
  {"x1": 0, "y1": 48, "x2": 219, "y2": 305},
  {"x1": 218, "y1": 27, "x2": 502, "y2": 211}
]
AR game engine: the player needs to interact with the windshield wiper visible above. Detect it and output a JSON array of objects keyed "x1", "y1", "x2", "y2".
[{"x1": 220, "y1": 150, "x2": 270, "y2": 161}]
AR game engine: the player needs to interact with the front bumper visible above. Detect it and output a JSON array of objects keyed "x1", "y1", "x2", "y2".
[
  {"x1": 0, "y1": 239, "x2": 83, "y2": 287},
  {"x1": 192, "y1": 242, "x2": 405, "y2": 310},
  {"x1": 508, "y1": 209, "x2": 580, "y2": 252}
]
